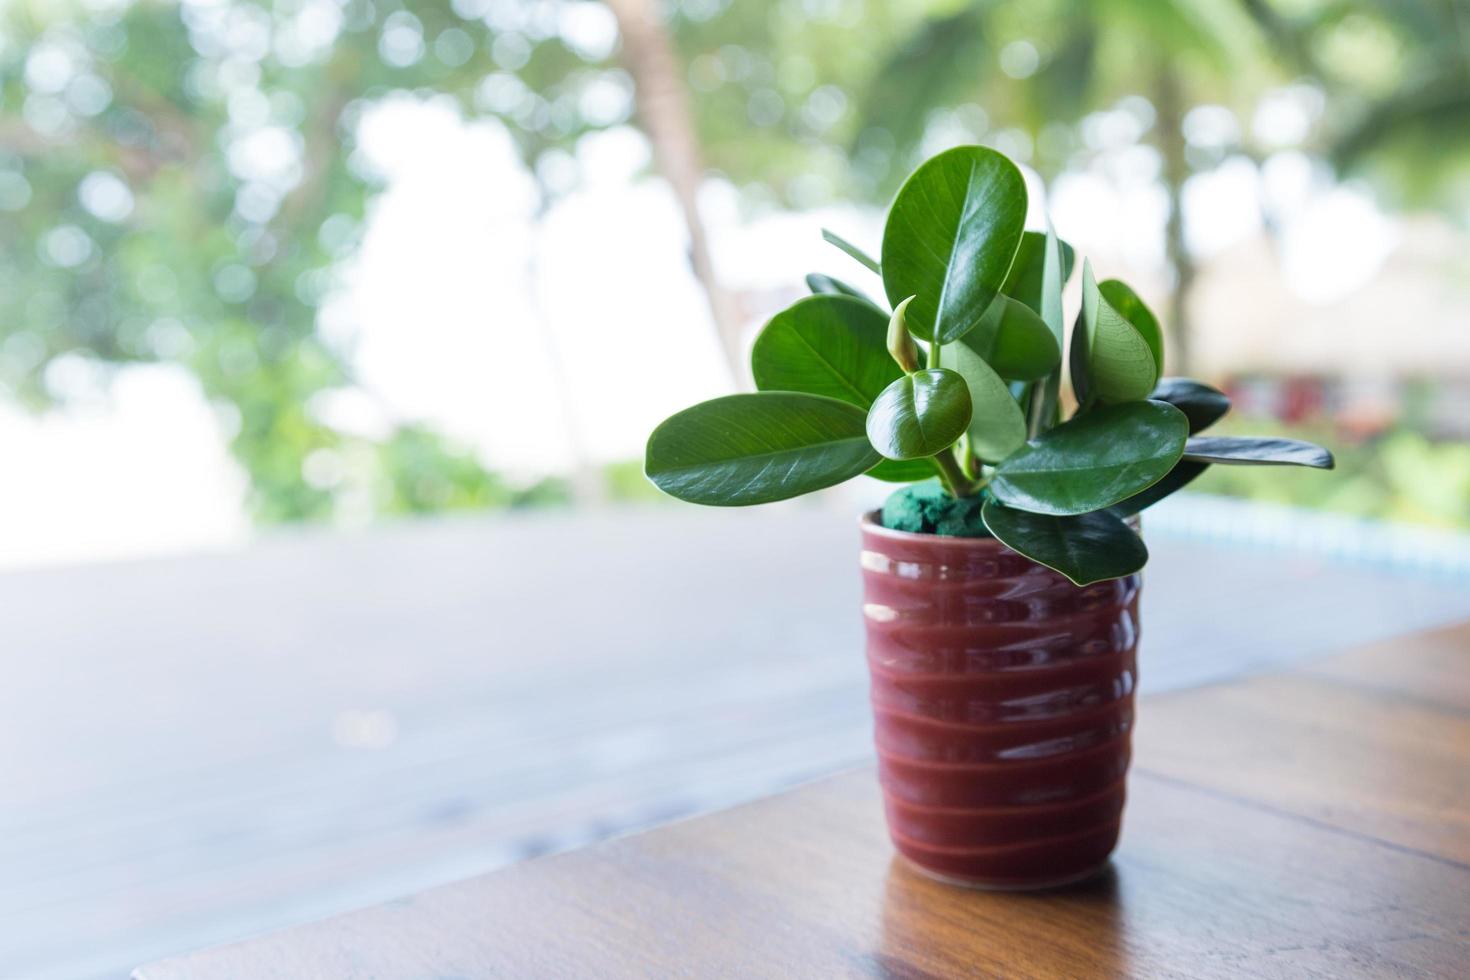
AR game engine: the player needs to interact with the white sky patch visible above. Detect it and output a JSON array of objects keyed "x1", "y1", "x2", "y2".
[
  {"x1": 1280, "y1": 186, "x2": 1398, "y2": 304},
  {"x1": 0, "y1": 365, "x2": 248, "y2": 569},
  {"x1": 1183, "y1": 155, "x2": 1264, "y2": 258}
]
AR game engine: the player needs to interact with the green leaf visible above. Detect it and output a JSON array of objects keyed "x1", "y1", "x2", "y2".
[
  {"x1": 942, "y1": 338, "x2": 1026, "y2": 462},
  {"x1": 866, "y1": 368, "x2": 972, "y2": 461},
  {"x1": 957, "y1": 294, "x2": 1061, "y2": 381},
  {"x1": 1151, "y1": 377, "x2": 1230, "y2": 433},
  {"x1": 822, "y1": 228, "x2": 881, "y2": 275},
  {"x1": 645, "y1": 393, "x2": 880, "y2": 506},
  {"x1": 751, "y1": 295, "x2": 900, "y2": 409},
  {"x1": 1001, "y1": 230, "x2": 1077, "y2": 314},
  {"x1": 1097, "y1": 280, "x2": 1164, "y2": 377},
  {"x1": 1184, "y1": 436, "x2": 1335, "y2": 469},
  {"x1": 982, "y1": 499, "x2": 1148, "y2": 586},
  {"x1": 989, "y1": 400, "x2": 1189, "y2": 515},
  {"x1": 867, "y1": 458, "x2": 937, "y2": 482},
  {"x1": 805, "y1": 273, "x2": 878, "y2": 308},
  {"x1": 880, "y1": 146, "x2": 1028, "y2": 344},
  {"x1": 1033, "y1": 227, "x2": 1067, "y2": 434},
  {"x1": 1109, "y1": 461, "x2": 1208, "y2": 517},
  {"x1": 1070, "y1": 261, "x2": 1161, "y2": 405}
]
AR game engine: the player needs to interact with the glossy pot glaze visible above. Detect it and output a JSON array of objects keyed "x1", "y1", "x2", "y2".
[{"x1": 860, "y1": 512, "x2": 1140, "y2": 889}]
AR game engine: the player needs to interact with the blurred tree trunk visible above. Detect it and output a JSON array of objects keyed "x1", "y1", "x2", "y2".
[
  {"x1": 1154, "y1": 63, "x2": 1195, "y2": 375},
  {"x1": 604, "y1": 0, "x2": 746, "y2": 381}
]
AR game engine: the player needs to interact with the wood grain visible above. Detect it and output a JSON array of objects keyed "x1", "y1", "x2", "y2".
[
  {"x1": 1137, "y1": 621, "x2": 1470, "y2": 864},
  {"x1": 136, "y1": 622, "x2": 1470, "y2": 979}
]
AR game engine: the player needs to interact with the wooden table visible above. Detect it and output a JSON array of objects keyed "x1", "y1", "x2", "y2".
[{"x1": 135, "y1": 622, "x2": 1470, "y2": 979}]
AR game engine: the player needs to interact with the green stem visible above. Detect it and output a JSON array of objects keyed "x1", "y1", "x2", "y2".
[{"x1": 930, "y1": 447, "x2": 977, "y2": 498}]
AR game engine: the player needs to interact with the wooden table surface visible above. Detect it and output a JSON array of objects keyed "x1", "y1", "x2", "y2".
[{"x1": 135, "y1": 621, "x2": 1470, "y2": 979}]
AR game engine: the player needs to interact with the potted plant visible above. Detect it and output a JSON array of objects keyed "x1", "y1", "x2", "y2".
[{"x1": 644, "y1": 145, "x2": 1332, "y2": 889}]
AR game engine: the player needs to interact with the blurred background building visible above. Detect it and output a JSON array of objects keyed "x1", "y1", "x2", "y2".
[{"x1": 3, "y1": 1, "x2": 1469, "y2": 977}]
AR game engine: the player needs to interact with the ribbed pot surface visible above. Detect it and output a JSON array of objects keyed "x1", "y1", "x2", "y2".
[{"x1": 860, "y1": 512, "x2": 1140, "y2": 889}]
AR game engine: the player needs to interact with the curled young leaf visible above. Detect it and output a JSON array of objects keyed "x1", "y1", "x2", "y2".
[
  {"x1": 881, "y1": 146, "x2": 1028, "y2": 344},
  {"x1": 982, "y1": 499, "x2": 1148, "y2": 587},
  {"x1": 751, "y1": 295, "x2": 900, "y2": 408},
  {"x1": 989, "y1": 400, "x2": 1189, "y2": 515},
  {"x1": 866, "y1": 368, "x2": 972, "y2": 461},
  {"x1": 886, "y1": 295, "x2": 921, "y2": 373},
  {"x1": 646, "y1": 393, "x2": 880, "y2": 505}
]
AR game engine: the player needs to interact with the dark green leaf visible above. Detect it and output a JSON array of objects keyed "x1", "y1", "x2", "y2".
[
  {"x1": 1184, "y1": 436, "x2": 1335, "y2": 469},
  {"x1": 942, "y1": 339, "x2": 1026, "y2": 461},
  {"x1": 1150, "y1": 377, "x2": 1230, "y2": 433},
  {"x1": 880, "y1": 146, "x2": 1028, "y2": 344},
  {"x1": 957, "y1": 295, "x2": 1061, "y2": 381},
  {"x1": 751, "y1": 295, "x2": 900, "y2": 408},
  {"x1": 645, "y1": 393, "x2": 880, "y2": 506},
  {"x1": 805, "y1": 273, "x2": 878, "y2": 307},
  {"x1": 1001, "y1": 230, "x2": 1077, "y2": 314},
  {"x1": 822, "y1": 228, "x2": 880, "y2": 274},
  {"x1": 1070, "y1": 261, "x2": 1160, "y2": 405},
  {"x1": 989, "y1": 400, "x2": 1189, "y2": 515},
  {"x1": 867, "y1": 458, "x2": 937, "y2": 482},
  {"x1": 1109, "y1": 461, "x2": 1208, "y2": 517},
  {"x1": 982, "y1": 499, "x2": 1148, "y2": 586},
  {"x1": 866, "y1": 368, "x2": 972, "y2": 461}
]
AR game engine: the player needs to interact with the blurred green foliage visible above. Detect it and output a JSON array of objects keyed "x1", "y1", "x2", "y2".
[
  {"x1": 0, "y1": 0, "x2": 1466, "y2": 528},
  {"x1": 0, "y1": 0, "x2": 625, "y2": 521}
]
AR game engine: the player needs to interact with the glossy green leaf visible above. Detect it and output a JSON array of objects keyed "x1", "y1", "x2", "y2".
[
  {"x1": 1097, "y1": 280, "x2": 1163, "y2": 377},
  {"x1": 866, "y1": 458, "x2": 936, "y2": 482},
  {"x1": 989, "y1": 400, "x2": 1189, "y2": 515},
  {"x1": 821, "y1": 228, "x2": 880, "y2": 275},
  {"x1": 751, "y1": 295, "x2": 900, "y2": 409},
  {"x1": 1070, "y1": 261, "x2": 1161, "y2": 406},
  {"x1": 646, "y1": 393, "x2": 880, "y2": 506},
  {"x1": 942, "y1": 339, "x2": 1026, "y2": 461},
  {"x1": 1184, "y1": 436, "x2": 1335, "y2": 469},
  {"x1": 1001, "y1": 230, "x2": 1077, "y2": 314},
  {"x1": 956, "y1": 294, "x2": 1061, "y2": 381},
  {"x1": 880, "y1": 146, "x2": 1027, "y2": 344},
  {"x1": 1150, "y1": 377, "x2": 1230, "y2": 433},
  {"x1": 982, "y1": 499, "x2": 1149, "y2": 586},
  {"x1": 1109, "y1": 461, "x2": 1208, "y2": 517},
  {"x1": 805, "y1": 273, "x2": 878, "y2": 308},
  {"x1": 865, "y1": 368, "x2": 972, "y2": 461}
]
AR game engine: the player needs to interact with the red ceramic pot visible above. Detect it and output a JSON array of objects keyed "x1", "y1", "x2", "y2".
[{"x1": 860, "y1": 512, "x2": 1141, "y2": 889}]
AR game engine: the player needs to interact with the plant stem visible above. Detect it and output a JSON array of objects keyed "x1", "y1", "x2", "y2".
[{"x1": 930, "y1": 447, "x2": 977, "y2": 498}]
